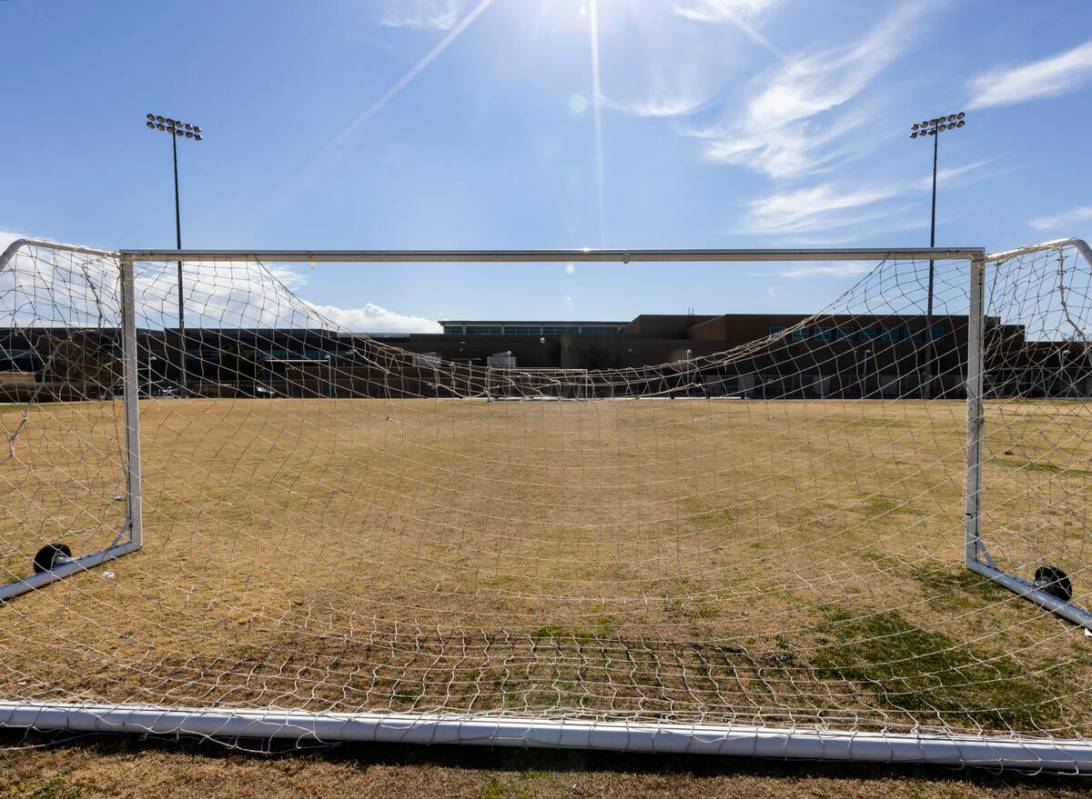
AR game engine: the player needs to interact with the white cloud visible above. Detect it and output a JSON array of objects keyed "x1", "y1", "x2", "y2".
[
  {"x1": 306, "y1": 302, "x2": 442, "y2": 334},
  {"x1": 696, "y1": 110, "x2": 865, "y2": 179},
  {"x1": 604, "y1": 61, "x2": 720, "y2": 119},
  {"x1": 1029, "y1": 205, "x2": 1092, "y2": 231},
  {"x1": 737, "y1": 154, "x2": 993, "y2": 238},
  {"x1": 379, "y1": 0, "x2": 458, "y2": 30},
  {"x1": 741, "y1": 183, "x2": 898, "y2": 234},
  {"x1": 0, "y1": 236, "x2": 441, "y2": 335},
  {"x1": 968, "y1": 39, "x2": 1092, "y2": 110},
  {"x1": 606, "y1": 85, "x2": 714, "y2": 118},
  {"x1": 674, "y1": 0, "x2": 779, "y2": 21},
  {"x1": 686, "y1": 2, "x2": 935, "y2": 179},
  {"x1": 673, "y1": 0, "x2": 784, "y2": 57},
  {"x1": 774, "y1": 262, "x2": 874, "y2": 278},
  {"x1": 912, "y1": 159, "x2": 994, "y2": 191},
  {"x1": 0, "y1": 229, "x2": 63, "y2": 254},
  {"x1": 0, "y1": 229, "x2": 27, "y2": 256}
]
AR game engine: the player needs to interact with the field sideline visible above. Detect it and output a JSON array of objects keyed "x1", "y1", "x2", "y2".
[{"x1": 1, "y1": 397, "x2": 1090, "y2": 794}]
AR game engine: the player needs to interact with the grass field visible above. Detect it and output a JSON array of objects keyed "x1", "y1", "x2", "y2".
[{"x1": 1, "y1": 396, "x2": 1090, "y2": 794}]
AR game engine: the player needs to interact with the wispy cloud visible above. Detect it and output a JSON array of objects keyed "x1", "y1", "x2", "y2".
[
  {"x1": 739, "y1": 157, "x2": 992, "y2": 237},
  {"x1": 379, "y1": 0, "x2": 458, "y2": 31},
  {"x1": 306, "y1": 302, "x2": 442, "y2": 334},
  {"x1": 696, "y1": 110, "x2": 865, "y2": 180},
  {"x1": 968, "y1": 39, "x2": 1092, "y2": 110},
  {"x1": 605, "y1": 71, "x2": 716, "y2": 118},
  {"x1": 911, "y1": 158, "x2": 996, "y2": 191},
  {"x1": 773, "y1": 262, "x2": 874, "y2": 278},
  {"x1": 686, "y1": 2, "x2": 936, "y2": 179},
  {"x1": 673, "y1": 0, "x2": 785, "y2": 58},
  {"x1": 674, "y1": 0, "x2": 779, "y2": 21},
  {"x1": 1029, "y1": 205, "x2": 1092, "y2": 231},
  {"x1": 741, "y1": 183, "x2": 899, "y2": 234}
]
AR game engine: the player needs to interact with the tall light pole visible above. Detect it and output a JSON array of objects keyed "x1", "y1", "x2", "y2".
[
  {"x1": 146, "y1": 113, "x2": 203, "y2": 394},
  {"x1": 910, "y1": 111, "x2": 966, "y2": 396}
]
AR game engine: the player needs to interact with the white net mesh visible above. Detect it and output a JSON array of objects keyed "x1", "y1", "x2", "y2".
[{"x1": 0, "y1": 241, "x2": 1089, "y2": 760}]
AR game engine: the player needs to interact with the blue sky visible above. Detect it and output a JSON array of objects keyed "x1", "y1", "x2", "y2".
[{"x1": 3, "y1": 0, "x2": 1092, "y2": 331}]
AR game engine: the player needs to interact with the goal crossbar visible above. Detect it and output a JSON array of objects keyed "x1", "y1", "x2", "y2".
[{"x1": 117, "y1": 247, "x2": 987, "y2": 263}]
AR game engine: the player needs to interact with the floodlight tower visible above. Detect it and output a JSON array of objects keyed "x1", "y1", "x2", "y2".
[
  {"x1": 910, "y1": 111, "x2": 966, "y2": 396},
  {"x1": 145, "y1": 113, "x2": 203, "y2": 393}
]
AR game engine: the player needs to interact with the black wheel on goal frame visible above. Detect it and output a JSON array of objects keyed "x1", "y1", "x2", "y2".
[
  {"x1": 32, "y1": 543, "x2": 72, "y2": 575},
  {"x1": 1033, "y1": 565, "x2": 1073, "y2": 604}
]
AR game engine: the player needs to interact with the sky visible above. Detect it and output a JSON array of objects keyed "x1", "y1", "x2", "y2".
[{"x1": 2, "y1": 0, "x2": 1092, "y2": 332}]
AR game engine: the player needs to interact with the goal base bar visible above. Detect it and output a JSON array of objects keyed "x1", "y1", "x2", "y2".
[
  {"x1": 967, "y1": 560, "x2": 1092, "y2": 631},
  {"x1": 0, "y1": 541, "x2": 140, "y2": 602},
  {"x1": 1, "y1": 702, "x2": 1090, "y2": 772}
]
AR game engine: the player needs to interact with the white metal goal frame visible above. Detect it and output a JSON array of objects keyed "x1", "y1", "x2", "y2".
[
  {"x1": 0, "y1": 238, "x2": 1090, "y2": 772},
  {"x1": 0, "y1": 239, "x2": 142, "y2": 603}
]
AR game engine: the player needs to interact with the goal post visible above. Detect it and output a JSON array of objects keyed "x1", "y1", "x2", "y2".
[
  {"x1": 963, "y1": 240, "x2": 1092, "y2": 630},
  {"x1": 0, "y1": 241, "x2": 142, "y2": 602},
  {"x1": 2, "y1": 239, "x2": 1092, "y2": 772}
]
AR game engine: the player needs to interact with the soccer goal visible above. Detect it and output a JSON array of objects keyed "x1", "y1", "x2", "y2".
[{"x1": 0, "y1": 238, "x2": 1090, "y2": 772}]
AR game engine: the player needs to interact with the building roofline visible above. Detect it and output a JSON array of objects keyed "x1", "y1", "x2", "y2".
[{"x1": 439, "y1": 320, "x2": 627, "y2": 326}]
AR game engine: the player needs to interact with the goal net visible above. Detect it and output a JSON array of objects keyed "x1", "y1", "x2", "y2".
[{"x1": 0, "y1": 239, "x2": 1089, "y2": 770}]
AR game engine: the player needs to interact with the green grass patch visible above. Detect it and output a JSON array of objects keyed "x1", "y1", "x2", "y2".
[
  {"x1": 864, "y1": 552, "x2": 1011, "y2": 612},
  {"x1": 857, "y1": 495, "x2": 919, "y2": 517},
  {"x1": 811, "y1": 608, "x2": 1064, "y2": 729},
  {"x1": 995, "y1": 458, "x2": 1092, "y2": 477},
  {"x1": 0, "y1": 554, "x2": 28, "y2": 583},
  {"x1": 532, "y1": 615, "x2": 614, "y2": 639}
]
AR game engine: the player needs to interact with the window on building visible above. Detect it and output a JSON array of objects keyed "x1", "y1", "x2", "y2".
[
  {"x1": 859, "y1": 326, "x2": 877, "y2": 340},
  {"x1": 791, "y1": 327, "x2": 809, "y2": 341},
  {"x1": 837, "y1": 325, "x2": 855, "y2": 341},
  {"x1": 815, "y1": 325, "x2": 832, "y2": 342}
]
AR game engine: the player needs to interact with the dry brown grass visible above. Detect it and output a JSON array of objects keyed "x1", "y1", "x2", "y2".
[
  {"x1": 3, "y1": 734, "x2": 1092, "y2": 798},
  {"x1": 1, "y1": 396, "x2": 1090, "y2": 791}
]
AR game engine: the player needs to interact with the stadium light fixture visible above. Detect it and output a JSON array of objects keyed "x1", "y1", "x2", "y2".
[
  {"x1": 145, "y1": 113, "x2": 204, "y2": 393},
  {"x1": 909, "y1": 111, "x2": 967, "y2": 397}
]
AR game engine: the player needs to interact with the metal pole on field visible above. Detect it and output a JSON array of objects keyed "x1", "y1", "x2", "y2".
[
  {"x1": 146, "y1": 114, "x2": 203, "y2": 395},
  {"x1": 963, "y1": 254, "x2": 985, "y2": 567},
  {"x1": 910, "y1": 112, "x2": 966, "y2": 397},
  {"x1": 119, "y1": 255, "x2": 144, "y2": 549}
]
